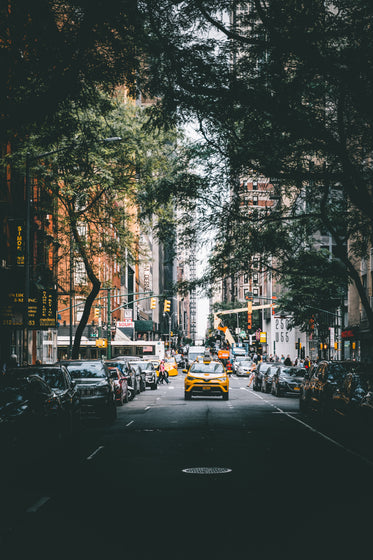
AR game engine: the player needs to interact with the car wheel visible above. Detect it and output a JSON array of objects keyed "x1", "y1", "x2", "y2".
[
  {"x1": 151, "y1": 382, "x2": 157, "y2": 390},
  {"x1": 223, "y1": 392, "x2": 229, "y2": 400},
  {"x1": 184, "y1": 392, "x2": 191, "y2": 400}
]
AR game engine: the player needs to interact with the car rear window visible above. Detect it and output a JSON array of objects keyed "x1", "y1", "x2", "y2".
[{"x1": 65, "y1": 363, "x2": 106, "y2": 379}]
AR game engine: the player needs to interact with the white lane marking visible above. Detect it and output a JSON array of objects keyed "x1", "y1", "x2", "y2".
[
  {"x1": 261, "y1": 399, "x2": 373, "y2": 468},
  {"x1": 156, "y1": 397, "x2": 161, "y2": 401},
  {"x1": 144, "y1": 406, "x2": 151, "y2": 411},
  {"x1": 168, "y1": 386, "x2": 175, "y2": 390},
  {"x1": 126, "y1": 420, "x2": 134, "y2": 427},
  {"x1": 26, "y1": 496, "x2": 50, "y2": 513},
  {"x1": 86, "y1": 445, "x2": 104, "y2": 461}
]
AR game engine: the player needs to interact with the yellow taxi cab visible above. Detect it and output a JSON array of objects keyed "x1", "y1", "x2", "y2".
[
  {"x1": 163, "y1": 357, "x2": 178, "y2": 377},
  {"x1": 152, "y1": 358, "x2": 178, "y2": 378},
  {"x1": 184, "y1": 358, "x2": 229, "y2": 400}
]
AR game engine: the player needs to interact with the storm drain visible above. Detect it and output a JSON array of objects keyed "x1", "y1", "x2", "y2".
[{"x1": 182, "y1": 467, "x2": 232, "y2": 475}]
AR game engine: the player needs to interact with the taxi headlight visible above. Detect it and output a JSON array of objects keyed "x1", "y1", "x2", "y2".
[
  {"x1": 217, "y1": 376, "x2": 227, "y2": 382},
  {"x1": 186, "y1": 375, "x2": 196, "y2": 381}
]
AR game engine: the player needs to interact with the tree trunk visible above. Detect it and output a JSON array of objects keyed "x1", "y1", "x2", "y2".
[{"x1": 70, "y1": 219, "x2": 101, "y2": 359}]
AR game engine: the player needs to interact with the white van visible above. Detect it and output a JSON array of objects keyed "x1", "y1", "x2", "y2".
[{"x1": 187, "y1": 346, "x2": 206, "y2": 365}]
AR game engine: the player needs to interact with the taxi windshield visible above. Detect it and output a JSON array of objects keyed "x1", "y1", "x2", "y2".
[{"x1": 190, "y1": 362, "x2": 224, "y2": 374}]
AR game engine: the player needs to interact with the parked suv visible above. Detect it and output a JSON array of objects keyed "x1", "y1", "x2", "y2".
[
  {"x1": 59, "y1": 360, "x2": 117, "y2": 424},
  {"x1": 299, "y1": 360, "x2": 352, "y2": 415},
  {"x1": 137, "y1": 360, "x2": 158, "y2": 390}
]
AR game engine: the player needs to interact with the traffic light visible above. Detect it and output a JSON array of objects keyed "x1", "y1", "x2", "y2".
[
  {"x1": 247, "y1": 314, "x2": 252, "y2": 330},
  {"x1": 94, "y1": 307, "x2": 100, "y2": 318},
  {"x1": 272, "y1": 296, "x2": 276, "y2": 315},
  {"x1": 163, "y1": 299, "x2": 171, "y2": 313},
  {"x1": 150, "y1": 297, "x2": 156, "y2": 309}
]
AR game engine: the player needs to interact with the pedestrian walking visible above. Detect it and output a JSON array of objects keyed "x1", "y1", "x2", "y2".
[
  {"x1": 247, "y1": 363, "x2": 257, "y2": 387},
  {"x1": 158, "y1": 360, "x2": 169, "y2": 384}
]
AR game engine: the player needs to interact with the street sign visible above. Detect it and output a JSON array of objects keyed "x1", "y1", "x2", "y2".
[{"x1": 117, "y1": 320, "x2": 134, "y2": 328}]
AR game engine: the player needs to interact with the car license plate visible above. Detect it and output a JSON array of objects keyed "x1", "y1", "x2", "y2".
[
  {"x1": 293, "y1": 387, "x2": 300, "y2": 391},
  {"x1": 203, "y1": 387, "x2": 211, "y2": 391}
]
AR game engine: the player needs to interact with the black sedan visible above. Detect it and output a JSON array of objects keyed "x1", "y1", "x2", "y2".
[
  {"x1": 0, "y1": 371, "x2": 63, "y2": 452},
  {"x1": 271, "y1": 366, "x2": 306, "y2": 397}
]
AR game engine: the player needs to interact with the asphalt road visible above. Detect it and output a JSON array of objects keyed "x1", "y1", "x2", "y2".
[{"x1": 1, "y1": 372, "x2": 372, "y2": 559}]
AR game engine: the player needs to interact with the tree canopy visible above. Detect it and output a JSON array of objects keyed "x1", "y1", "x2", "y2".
[{"x1": 137, "y1": 0, "x2": 373, "y2": 337}]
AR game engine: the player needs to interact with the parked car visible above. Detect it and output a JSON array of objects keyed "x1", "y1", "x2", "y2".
[
  {"x1": 330, "y1": 364, "x2": 373, "y2": 424},
  {"x1": 261, "y1": 364, "x2": 279, "y2": 393},
  {"x1": 252, "y1": 361, "x2": 272, "y2": 391},
  {"x1": 19, "y1": 364, "x2": 81, "y2": 437},
  {"x1": 130, "y1": 360, "x2": 158, "y2": 390},
  {"x1": 59, "y1": 360, "x2": 117, "y2": 424},
  {"x1": 236, "y1": 359, "x2": 255, "y2": 377},
  {"x1": 1, "y1": 371, "x2": 63, "y2": 451},
  {"x1": 105, "y1": 358, "x2": 139, "y2": 398},
  {"x1": 271, "y1": 366, "x2": 306, "y2": 397},
  {"x1": 126, "y1": 360, "x2": 147, "y2": 391},
  {"x1": 107, "y1": 366, "x2": 129, "y2": 405},
  {"x1": 299, "y1": 360, "x2": 352, "y2": 415},
  {"x1": 232, "y1": 356, "x2": 249, "y2": 375}
]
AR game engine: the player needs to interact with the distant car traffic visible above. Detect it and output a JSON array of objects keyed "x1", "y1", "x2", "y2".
[
  {"x1": 184, "y1": 359, "x2": 229, "y2": 400},
  {"x1": 235, "y1": 359, "x2": 255, "y2": 377}
]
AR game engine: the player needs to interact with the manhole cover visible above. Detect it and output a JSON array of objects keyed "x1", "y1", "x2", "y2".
[{"x1": 182, "y1": 467, "x2": 232, "y2": 475}]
